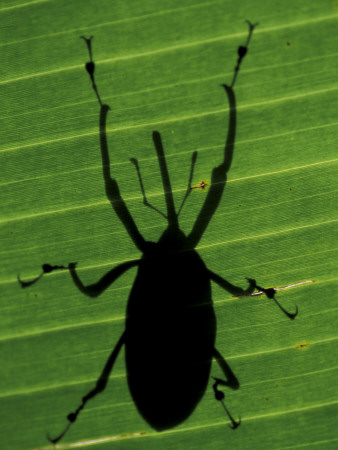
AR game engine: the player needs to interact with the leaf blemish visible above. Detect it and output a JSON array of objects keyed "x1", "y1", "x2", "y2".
[
  {"x1": 112, "y1": 431, "x2": 147, "y2": 440},
  {"x1": 191, "y1": 180, "x2": 209, "y2": 190},
  {"x1": 296, "y1": 342, "x2": 310, "y2": 349}
]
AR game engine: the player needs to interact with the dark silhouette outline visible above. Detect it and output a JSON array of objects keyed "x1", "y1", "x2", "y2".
[{"x1": 17, "y1": 22, "x2": 309, "y2": 444}]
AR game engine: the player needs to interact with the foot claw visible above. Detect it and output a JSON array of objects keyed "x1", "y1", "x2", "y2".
[
  {"x1": 17, "y1": 273, "x2": 42, "y2": 288},
  {"x1": 47, "y1": 432, "x2": 63, "y2": 444},
  {"x1": 229, "y1": 416, "x2": 241, "y2": 430},
  {"x1": 246, "y1": 277, "x2": 257, "y2": 288}
]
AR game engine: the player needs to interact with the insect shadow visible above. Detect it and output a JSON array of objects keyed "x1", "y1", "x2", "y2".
[{"x1": 16, "y1": 21, "x2": 285, "y2": 443}]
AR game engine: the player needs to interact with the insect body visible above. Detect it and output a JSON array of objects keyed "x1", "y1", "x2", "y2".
[
  {"x1": 20, "y1": 22, "x2": 263, "y2": 442},
  {"x1": 126, "y1": 234, "x2": 215, "y2": 430}
]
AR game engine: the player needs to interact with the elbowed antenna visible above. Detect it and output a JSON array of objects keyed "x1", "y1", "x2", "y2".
[{"x1": 130, "y1": 157, "x2": 167, "y2": 219}]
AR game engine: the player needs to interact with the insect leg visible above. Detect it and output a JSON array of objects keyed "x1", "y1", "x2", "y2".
[
  {"x1": 212, "y1": 378, "x2": 241, "y2": 429},
  {"x1": 248, "y1": 280, "x2": 298, "y2": 320},
  {"x1": 47, "y1": 331, "x2": 126, "y2": 444},
  {"x1": 187, "y1": 23, "x2": 257, "y2": 249},
  {"x1": 80, "y1": 36, "x2": 102, "y2": 106},
  {"x1": 213, "y1": 348, "x2": 239, "y2": 390},
  {"x1": 69, "y1": 260, "x2": 139, "y2": 298},
  {"x1": 212, "y1": 348, "x2": 241, "y2": 429},
  {"x1": 81, "y1": 37, "x2": 147, "y2": 252},
  {"x1": 130, "y1": 158, "x2": 167, "y2": 219},
  {"x1": 96, "y1": 106, "x2": 147, "y2": 251},
  {"x1": 272, "y1": 296, "x2": 298, "y2": 320},
  {"x1": 187, "y1": 85, "x2": 236, "y2": 248},
  {"x1": 230, "y1": 21, "x2": 258, "y2": 88},
  {"x1": 208, "y1": 270, "x2": 256, "y2": 297},
  {"x1": 17, "y1": 264, "x2": 68, "y2": 288}
]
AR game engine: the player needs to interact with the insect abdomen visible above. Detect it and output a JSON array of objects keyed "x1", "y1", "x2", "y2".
[{"x1": 125, "y1": 249, "x2": 216, "y2": 430}]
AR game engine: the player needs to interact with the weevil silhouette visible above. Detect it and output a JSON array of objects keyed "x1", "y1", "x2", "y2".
[{"x1": 17, "y1": 21, "x2": 294, "y2": 443}]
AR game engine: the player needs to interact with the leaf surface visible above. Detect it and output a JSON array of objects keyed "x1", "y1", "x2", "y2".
[{"x1": 1, "y1": 1, "x2": 338, "y2": 449}]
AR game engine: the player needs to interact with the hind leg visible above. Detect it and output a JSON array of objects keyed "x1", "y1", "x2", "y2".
[{"x1": 48, "y1": 332, "x2": 125, "y2": 443}]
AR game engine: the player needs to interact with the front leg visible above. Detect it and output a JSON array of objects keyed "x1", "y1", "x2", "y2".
[
  {"x1": 187, "y1": 22, "x2": 258, "y2": 249},
  {"x1": 81, "y1": 37, "x2": 147, "y2": 253},
  {"x1": 187, "y1": 86, "x2": 236, "y2": 249}
]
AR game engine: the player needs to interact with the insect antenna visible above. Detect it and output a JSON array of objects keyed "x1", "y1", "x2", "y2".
[
  {"x1": 80, "y1": 35, "x2": 103, "y2": 106},
  {"x1": 177, "y1": 151, "x2": 198, "y2": 217},
  {"x1": 130, "y1": 158, "x2": 167, "y2": 219}
]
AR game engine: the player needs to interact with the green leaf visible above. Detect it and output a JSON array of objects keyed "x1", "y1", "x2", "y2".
[{"x1": 1, "y1": 1, "x2": 338, "y2": 449}]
